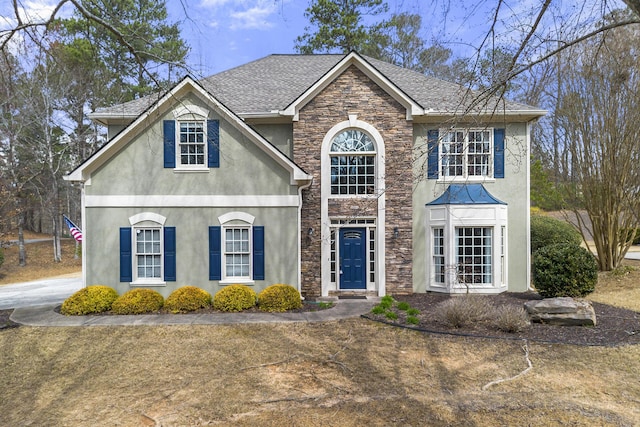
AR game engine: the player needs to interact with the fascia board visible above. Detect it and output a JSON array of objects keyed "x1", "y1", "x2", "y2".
[{"x1": 280, "y1": 52, "x2": 423, "y2": 121}]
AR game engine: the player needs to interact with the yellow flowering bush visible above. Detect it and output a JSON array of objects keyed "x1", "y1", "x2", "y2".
[
  {"x1": 60, "y1": 285, "x2": 119, "y2": 315},
  {"x1": 258, "y1": 284, "x2": 302, "y2": 312},
  {"x1": 111, "y1": 288, "x2": 164, "y2": 315},
  {"x1": 165, "y1": 286, "x2": 212, "y2": 313},
  {"x1": 213, "y1": 284, "x2": 257, "y2": 312}
]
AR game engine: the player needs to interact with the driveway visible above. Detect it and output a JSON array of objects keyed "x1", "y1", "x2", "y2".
[{"x1": 0, "y1": 274, "x2": 82, "y2": 310}]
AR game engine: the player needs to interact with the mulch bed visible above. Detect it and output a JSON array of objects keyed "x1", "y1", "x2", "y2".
[{"x1": 363, "y1": 292, "x2": 640, "y2": 347}]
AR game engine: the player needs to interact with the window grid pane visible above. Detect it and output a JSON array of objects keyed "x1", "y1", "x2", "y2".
[
  {"x1": 433, "y1": 228, "x2": 445, "y2": 283},
  {"x1": 225, "y1": 227, "x2": 250, "y2": 278},
  {"x1": 369, "y1": 228, "x2": 375, "y2": 283},
  {"x1": 179, "y1": 121, "x2": 205, "y2": 165},
  {"x1": 330, "y1": 229, "x2": 336, "y2": 283},
  {"x1": 456, "y1": 227, "x2": 492, "y2": 284},
  {"x1": 135, "y1": 228, "x2": 161, "y2": 279},
  {"x1": 330, "y1": 155, "x2": 375, "y2": 195},
  {"x1": 441, "y1": 129, "x2": 492, "y2": 178}
]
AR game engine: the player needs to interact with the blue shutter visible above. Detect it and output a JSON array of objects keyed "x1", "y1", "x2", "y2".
[
  {"x1": 427, "y1": 129, "x2": 439, "y2": 179},
  {"x1": 207, "y1": 119, "x2": 220, "y2": 168},
  {"x1": 494, "y1": 128, "x2": 505, "y2": 179},
  {"x1": 253, "y1": 226, "x2": 265, "y2": 280},
  {"x1": 164, "y1": 227, "x2": 176, "y2": 281},
  {"x1": 119, "y1": 227, "x2": 132, "y2": 282},
  {"x1": 163, "y1": 120, "x2": 176, "y2": 168},
  {"x1": 209, "y1": 226, "x2": 221, "y2": 280}
]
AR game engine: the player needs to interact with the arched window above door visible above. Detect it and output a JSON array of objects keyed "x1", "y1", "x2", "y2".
[{"x1": 329, "y1": 129, "x2": 376, "y2": 195}]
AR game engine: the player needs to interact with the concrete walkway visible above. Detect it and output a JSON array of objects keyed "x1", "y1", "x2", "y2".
[{"x1": 9, "y1": 298, "x2": 378, "y2": 327}]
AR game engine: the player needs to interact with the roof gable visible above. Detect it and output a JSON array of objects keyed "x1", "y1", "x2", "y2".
[
  {"x1": 66, "y1": 77, "x2": 312, "y2": 185},
  {"x1": 279, "y1": 51, "x2": 423, "y2": 121}
]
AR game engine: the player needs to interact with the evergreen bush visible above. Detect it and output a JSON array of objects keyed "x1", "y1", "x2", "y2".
[
  {"x1": 165, "y1": 286, "x2": 212, "y2": 313},
  {"x1": 258, "y1": 284, "x2": 302, "y2": 312},
  {"x1": 213, "y1": 284, "x2": 257, "y2": 312},
  {"x1": 60, "y1": 285, "x2": 119, "y2": 315},
  {"x1": 111, "y1": 288, "x2": 164, "y2": 314},
  {"x1": 530, "y1": 215, "x2": 581, "y2": 253},
  {"x1": 532, "y1": 243, "x2": 598, "y2": 298}
]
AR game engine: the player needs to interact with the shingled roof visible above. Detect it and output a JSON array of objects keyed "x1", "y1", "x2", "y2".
[{"x1": 90, "y1": 53, "x2": 544, "y2": 122}]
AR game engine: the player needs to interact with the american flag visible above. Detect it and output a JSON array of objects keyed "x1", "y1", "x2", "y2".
[{"x1": 63, "y1": 215, "x2": 83, "y2": 242}]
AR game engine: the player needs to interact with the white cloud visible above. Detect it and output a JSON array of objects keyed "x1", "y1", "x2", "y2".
[
  {"x1": 229, "y1": 3, "x2": 276, "y2": 30},
  {"x1": 199, "y1": 0, "x2": 233, "y2": 7},
  {"x1": 198, "y1": 0, "x2": 281, "y2": 31}
]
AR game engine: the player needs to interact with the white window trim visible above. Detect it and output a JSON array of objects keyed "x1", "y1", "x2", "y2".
[
  {"x1": 131, "y1": 226, "x2": 166, "y2": 286},
  {"x1": 175, "y1": 119, "x2": 209, "y2": 171},
  {"x1": 425, "y1": 204, "x2": 507, "y2": 294},
  {"x1": 320, "y1": 116, "x2": 386, "y2": 297},
  {"x1": 218, "y1": 212, "x2": 255, "y2": 284},
  {"x1": 129, "y1": 213, "x2": 166, "y2": 286},
  {"x1": 437, "y1": 128, "x2": 495, "y2": 182}
]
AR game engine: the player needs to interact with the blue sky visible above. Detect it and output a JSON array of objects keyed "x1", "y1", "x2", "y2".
[
  {"x1": 161, "y1": 0, "x2": 504, "y2": 76},
  {"x1": 3, "y1": 0, "x2": 627, "y2": 78},
  {"x1": 167, "y1": 0, "x2": 444, "y2": 76}
]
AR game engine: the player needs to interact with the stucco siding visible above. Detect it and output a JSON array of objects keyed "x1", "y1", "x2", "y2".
[
  {"x1": 87, "y1": 95, "x2": 294, "y2": 197},
  {"x1": 412, "y1": 122, "x2": 531, "y2": 293},
  {"x1": 84, "y1": 206, "x2": 300, "y2": 297}
]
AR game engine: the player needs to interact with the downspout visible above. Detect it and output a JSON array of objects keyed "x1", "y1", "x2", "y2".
[
  {"x1": 526, "y1": 121, "x2": 534, "y2": 291},
  {"x1": 297, "y1": 179, "x2": 313, "y2": 299},
  {"x1": 81, "y1": 181, "x2": 87, "y2": 289}
]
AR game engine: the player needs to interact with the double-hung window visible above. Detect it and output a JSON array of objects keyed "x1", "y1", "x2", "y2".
[
  {"x1": 441, "y1": 129, "x2": 492, "y2": 179},
  {"x1": 427, "y1": 128, "x2": 504, "y2": 180},
  {"x1": 135, "y1": 228, "x2": 162, "y2": 280},
  {"x1": 209, "y1": 212, "x2": 265, "y2": 282},
  {"x1": 224, "y1": 227, "x2": 250, "y2": 279},
  {"x1": 120, "y1": 213, "x2": 176, "y2": 285},
  {"x1": 179, "y1": 121, "x2": 206, "y2": 167},
  {"x1": 163, "y1": 105, "x2": 219, "y2": 170}
]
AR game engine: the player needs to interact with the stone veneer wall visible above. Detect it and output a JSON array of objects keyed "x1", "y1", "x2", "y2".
[{"x1": 293, "y1": 65, "x2": 414, "y2": 297}]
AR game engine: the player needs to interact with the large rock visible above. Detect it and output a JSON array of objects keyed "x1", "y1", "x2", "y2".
[{"x1": 524, "y1": 297, "x2": 597, "y2": 326}]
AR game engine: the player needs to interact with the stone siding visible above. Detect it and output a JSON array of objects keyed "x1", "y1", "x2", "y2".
[{"x1": 293, "y1": 65, "x2": 413, "y2": 297}]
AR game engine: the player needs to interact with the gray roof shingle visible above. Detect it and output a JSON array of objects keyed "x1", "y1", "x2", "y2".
[{"x1": 92, "y1": 54, "x2": 542, "y2": 118}]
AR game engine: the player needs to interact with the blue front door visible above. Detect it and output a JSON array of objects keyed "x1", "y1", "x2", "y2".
[{"x1": 339, "y1": 228, "x2": 366, "y2": 289}]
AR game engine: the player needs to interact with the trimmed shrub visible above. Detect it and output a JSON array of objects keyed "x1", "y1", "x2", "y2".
[
  {"x1": 213, "y1": 284, "x2": 257, "y2": 312},
  {"x1": 165, "y1": 286, "x2": 212, "y2": 313},
  {"x1": 530, "y1": 215, "x2": 581, "y2": 253},
  {"x1": 532, "y1": 243, "x2": 598, "y2": 298},
  {"x1": 493, "y1": 305, "x2": 530, "y2": 333},
  {"x1": 60, "y1": 285, "x2": 119, "y2": 315},
  {"x1": 434, "y1": 296, "x2": 492, "y2": 328},
  {"x1": 258, "y1": 284, "x2": 302, "y2": 312},
  {"x1": 111, "y1": 288, "x2": 164, "y2": 315}
]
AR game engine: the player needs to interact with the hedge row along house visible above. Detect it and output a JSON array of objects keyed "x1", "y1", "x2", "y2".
[{"x1": 65, "y1": 52, "x2": 545, "y2": 299}]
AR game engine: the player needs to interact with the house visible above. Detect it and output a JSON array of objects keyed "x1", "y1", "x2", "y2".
[{"x1": 65, "y1": 52, "x2": 545, "y2": 299}]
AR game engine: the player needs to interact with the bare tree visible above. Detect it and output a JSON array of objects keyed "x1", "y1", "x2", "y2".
[{"x1": 556, "y1": 20, "x2": 640, "y2": 270}]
